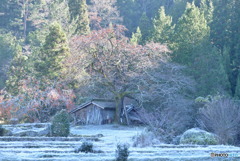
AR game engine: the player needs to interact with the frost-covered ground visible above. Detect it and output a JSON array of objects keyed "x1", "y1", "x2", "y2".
[{"x1": 0, "y1": 124, "x2": 240, "y2": 161}]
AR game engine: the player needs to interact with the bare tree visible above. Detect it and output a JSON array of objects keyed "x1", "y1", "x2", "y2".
[
  {"x1": 199, "y1": 97, "x2": 240, "y2": 144},
  {"x1": 67, "y1": 25, "x2": 193, "y2": 124}
]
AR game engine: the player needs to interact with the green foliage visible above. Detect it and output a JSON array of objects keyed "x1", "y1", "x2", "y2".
[
  {"x1": 6, "y1": 47, "x2": 28, "y2": 95},
  {"x1": 0, "y1": 0, "x2": 24, "y2": 36},
  {"x1": 51, "y1": 109, "x2": 70, "y2": 137},
  {"x1": 0, "y1": 0, "x2": 46, "y2": 39},
  {"x1": 116, "y1": 0, "x2": 141, "y2": 36},
  {"x1": 234, "y1": 74, "x2": 240, "y2": 99},
  {"x1": 35, "y1": 22, "x2": 70, "y2": 83},
  {"x1": 180, "y1": 128, "x2": 219, "y2": 145},
  {"x1": 115, "y1": 143, "x2": 130, "y2": 161},
  {"x1": 173, "y1": 2, "x2": 209, "y2": 65},
  {"x1": 198, "y1": 0, "x2": 214, "y2": 24},
  {"x1": 130, "y1": 27, "x2": 142, "y2": 45},
  {"x1": 152, "y1": 6, "x2": 174, "y2": 44},
  {"x1": 190, "y1": 43, "x2": 231, "y2": 96},
  {"x1": 68, "y1": 0, "x2": 90, "y2": 35},
  {"x1": 0, "y1": 32, "x2": 17, "y2": 89},
  {"x1": 139, "y1": 13, "x2": 153, "y2": 44},
  {"x1": 168, "y1": 0, "x2": 189, "y2": 23}
]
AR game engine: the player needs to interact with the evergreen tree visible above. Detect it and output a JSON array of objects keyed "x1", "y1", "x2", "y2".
[
  {"x1": 191, "y1": 43, "x2": 231, "y2": 96},
  {"x1": 210, "y1": 0, "x2": 240, "y2": 96},
  {"x1": 51, "y1": 109, "x2": 70, "y2": 137},
  {"x1": 6, "y1": 46, "x2": 28, "y2": 95},
  {"x1": 152, "y1": 6, "x2": 174, "y2": 44},
  {"x1": 168, "y1": 0, "x2": 189, "y2": 23},
  {"x1": 0, "y1": 0, "x2": 25, "y2": 37},
  {"x1": 139, "y1": 12, "x2": 152, "y2": 44},
  {"x1": 35, "y1": 23, "x2": 70, "y2": 84},
  {"x1": 198, "y1": 0, "x2": 214, "y2": 24},
  {"x1": 130, "y1": 27, "x2": 142, "y2": 45},
  {"x1": 68, "y1": 0, "x2": 90, "y2": 35},
  {"x1": 0, "y1": 0, "x2": 45, "y2": 39},
  {"x1": 0, "y1": 33, "x2": 17, "y2": 89},
  {"x1": 173, "y1": 2, "x2": 209, "y2": 65}
]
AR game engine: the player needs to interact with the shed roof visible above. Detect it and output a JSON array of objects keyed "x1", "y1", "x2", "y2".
[{"x1": 69, "y1": 99, "x2": 115, "y2": 114}]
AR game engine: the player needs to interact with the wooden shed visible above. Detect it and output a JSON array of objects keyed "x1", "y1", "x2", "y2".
[
  {"x1": 70, "y1": 98, "x2": 143, "y2": 125},
  {"x1": 69, "y1": 99, "x2": 116, "y2": 125}
]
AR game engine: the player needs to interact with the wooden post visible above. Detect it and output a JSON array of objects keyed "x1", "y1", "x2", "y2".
[{"x1": 123, "y1": 105, "x2": 130, "y2": 126}]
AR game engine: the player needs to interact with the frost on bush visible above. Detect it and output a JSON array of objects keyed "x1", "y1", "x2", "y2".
[
  {"x1": 79, "y1": 141, "x2": 93, "y2": 153},
  {"x1": 0, "y1": 125, "x2": 5, "y2": 136},
  {"x1": 51, "y1": 109, "x2": 70, "y2": 137},
  {"x1": 115, "y1": 143, "x2": 129, "y2": 161},
  {"x1": 132, "y1": 129, "x2": 160, "y2": 147},
  {"x1": 180, "y1": 128, "x2": 219, "y2": 145},
  {"x1": 74, "y1": 141, "x2": 104, "y2": 153}
]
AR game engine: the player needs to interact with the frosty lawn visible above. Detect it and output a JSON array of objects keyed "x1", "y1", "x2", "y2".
[{"x1": 0, "y1": 124, "x2": 240, "y2": 161}]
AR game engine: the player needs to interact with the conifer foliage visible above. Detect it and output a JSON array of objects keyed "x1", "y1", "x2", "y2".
[
  {"x1": 130, "y1": 27, "x2": 142, "y2": 45},
  {"x1": 173, "y1": 2, "x2": 209, "y2": 64},
  {"x1": 6, "y1": 47, "x2": 28, "y2": 96},
  {"x1": 68, "y1": 0, "x2": 90, "y2": 35},
  {"x1": 152, "y1": 6, "x2": 174, "y2": 44},
  {"x1": 35, "y1": 22, "x2": 70, "y2": 83},
  {"x1": 51, "y1": 109, "x2": 70, "y2": 137}
]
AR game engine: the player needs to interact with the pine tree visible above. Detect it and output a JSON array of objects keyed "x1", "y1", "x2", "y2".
[
  {"x1": 68, "y1": 0, "x2": 90, "y2": 35},
  {"x1": 35, "y1": 23, "x2": 70, "y2": 83},
  {"x1": 139, "y1": 12, "x2": 152, "y2": 44},
  {"x1": 130, "y1": 27, "x2": 142, "y2": 45},
  {"x1": 173, "y1": 2, "x2": 209, "y2": 65},
  {"x1": 152, "y1": 6, "x2": 174, "y2": 44},
  {"x1": 6, "y1": 46, "x2": 28, "y2": 95}
]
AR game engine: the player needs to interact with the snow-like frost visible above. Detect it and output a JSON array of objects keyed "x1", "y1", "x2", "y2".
[{"x1": 0, "y1": 124, "x2": 240, "y2": 161}]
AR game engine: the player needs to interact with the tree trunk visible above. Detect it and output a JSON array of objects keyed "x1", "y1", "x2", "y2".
[
  {"x1": 23, "y1": 0, "x2": 29, "y2": 41},
  {"x1": 115, "y1": 96, "x2": 124, "y2": 124}
]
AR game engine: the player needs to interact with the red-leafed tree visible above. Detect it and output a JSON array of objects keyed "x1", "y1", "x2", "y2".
[
  {"x1": 0, "y1": 78, "x2": 75, "y2": 123},
  {"x1": 68, "y1": 25, "x2": 193, "y2": 123}
]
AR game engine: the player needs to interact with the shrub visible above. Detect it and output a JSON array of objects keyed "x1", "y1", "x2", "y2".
[
  {"x1": 137, "y1": 101, "x2": 195, "y2": 143},
  {"x1": 115, "y1": 143, "x2": 129, "y2": 161},
  {"x1": 51, "y1": 109, "x2": 70, "y2": 137},
  {"x1": 0, "y1": 125, "x2": 4, "y2": 136},
  {"x1": 198, "y1": 97, "x2": 240, "y2": 144},
  {"x1": 132, "y1": 129, "x2": 160, "y2": 147},
  {"x1": 180, "y1": 128, "x2": 219, "y2": 145},
  {"x1": 75, "y1": 141, "x2": 93, "y2": 153}
]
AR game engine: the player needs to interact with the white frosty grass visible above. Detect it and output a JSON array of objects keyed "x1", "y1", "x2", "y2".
[
  {"x1": 2, "y1": 123, "x2": 50, "y2": 135},
  {"x1": 0, "y1": 124, "x2": 240, "y2": 160},
  {"x1": 70, "y1": 124, "x2": 144, "y2": 147}
]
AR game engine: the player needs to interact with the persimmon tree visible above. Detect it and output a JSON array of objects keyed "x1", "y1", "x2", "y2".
[{"x1": 68, "y1": 25, "x2": 193, "y2": 123}]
